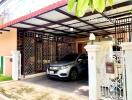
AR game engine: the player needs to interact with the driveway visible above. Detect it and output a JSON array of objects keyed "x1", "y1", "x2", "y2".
[
  {"x1": 0, "y1": 81, "x2": 88, "y2": 100},
  {"x1": 22, "y1": 75, "x2": 88, "y2": 96}
]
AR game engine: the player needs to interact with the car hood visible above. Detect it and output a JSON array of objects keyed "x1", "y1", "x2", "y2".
[{"x1": 50, "y1": 61, "x2": 74, "y2": 67}]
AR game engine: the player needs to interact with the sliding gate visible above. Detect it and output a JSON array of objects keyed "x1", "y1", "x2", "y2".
[
  {"x1": 17, "y1": 31, "x2": 76, "y2": 75},
  {"x1": 100, "y1": 50, "x2": 126, "y2": 100},
  {"x1": 100, "y1": 17, "x2": 132, "y2": 100}
]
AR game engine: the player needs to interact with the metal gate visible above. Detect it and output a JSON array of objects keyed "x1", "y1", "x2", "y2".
[
  {"x1": 35, "y1": 34, "x2": 43, "y2": 73},
  {"x1": 100, "y1": 49, "x2": 127, "y2": 100},
  {"x1": 23, "y1": 32, "x2": 36, "y2": 75},
  {"x1": 17, "y1": 30, "x2": 76, "y2": 75},
  {"x1": 99, "y1": 17, "x2": 131, "y2": 100}
]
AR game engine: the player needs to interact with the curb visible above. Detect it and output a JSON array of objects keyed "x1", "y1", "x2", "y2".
[
  {"x1": 0, "y1": 72, "x2": 46, "y2": 83},
  {"x1": 21, "y1": 72, "x2": 46, "y2": 80},
  {"x1": 0, "y1": 94, "x2": 10, "y2": 100},
  {"x1": 0, "y1": 80, "x2": 15, "y2": 84}
]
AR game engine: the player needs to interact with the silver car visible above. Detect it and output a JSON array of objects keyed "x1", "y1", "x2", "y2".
[{"x1": 47, "y1": 53, "x2": 88, "y2": 81}]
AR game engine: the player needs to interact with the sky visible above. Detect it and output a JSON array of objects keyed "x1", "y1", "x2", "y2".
[{"x1": 0, "y1": 0, "x2": 61, "y2": 23}]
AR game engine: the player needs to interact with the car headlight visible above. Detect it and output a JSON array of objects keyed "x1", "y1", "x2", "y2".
[
  {"x1": 60, "y1": 66, "x2": 68, "y2": 70},
  {"x1": 60, "y1": 65, "x2": 72, "y2": 70},
  {"x1": 49, "y1": 67, "x2": 59, "y2": 70}
]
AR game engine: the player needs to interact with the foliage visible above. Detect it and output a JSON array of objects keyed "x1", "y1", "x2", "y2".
[
  {"x1": 68, "y1": 0, "x2": 114, "y2": 17},
  {"x1": 0, "y1": 74, "x2": 12, "y2": 81}
]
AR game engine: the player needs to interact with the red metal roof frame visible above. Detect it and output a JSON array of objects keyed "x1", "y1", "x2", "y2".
[{"x1": 0, "y1": 0, "x2": 67, "y2": 29}]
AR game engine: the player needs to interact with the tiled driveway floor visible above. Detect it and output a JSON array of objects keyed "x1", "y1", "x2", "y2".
[
  {"x1": 0, "y1": 81, "x2": 88, "y2": 100},
  {"x1": 22, "y1": 75, "x2": 88, "y2": 96}
]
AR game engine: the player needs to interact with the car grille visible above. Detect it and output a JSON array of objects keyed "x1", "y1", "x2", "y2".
[
  {"x1": 49, "y1": 66, "x2": 60, "y2": 70},
  {"x1": 48, "y1": 66, "x2": 60, "y2": 74}
]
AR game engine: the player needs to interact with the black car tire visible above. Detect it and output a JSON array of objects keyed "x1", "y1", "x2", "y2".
[{"x1": 69, "y1": 69, "x2": 78, "y2": 81}]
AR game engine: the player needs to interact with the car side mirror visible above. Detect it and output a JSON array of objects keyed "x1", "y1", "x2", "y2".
[{"x1": 77, "y1": 58, "x2": 83, "y2": 62}]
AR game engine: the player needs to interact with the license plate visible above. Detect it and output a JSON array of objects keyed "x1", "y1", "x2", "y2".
[{"x1": 50, "y1": 71, "x2": 54, "y2": 74}]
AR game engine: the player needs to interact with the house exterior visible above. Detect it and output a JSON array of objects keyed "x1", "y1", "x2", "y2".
[{"x1": 0, "y1": 0, "x2": 132, "y2": 99}]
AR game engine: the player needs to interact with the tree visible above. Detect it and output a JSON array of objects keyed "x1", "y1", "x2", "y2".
[{"x1": 67, "y1": 0, "x2": 131, "y2": 17}]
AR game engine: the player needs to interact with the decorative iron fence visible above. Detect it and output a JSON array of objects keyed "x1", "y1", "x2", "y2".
[
  {"x1": 17, "y1": 30, "x2": 76, "y2": 75},
  {"x1": 115, "y1": 17, "x2": 132, "y2": 44}
]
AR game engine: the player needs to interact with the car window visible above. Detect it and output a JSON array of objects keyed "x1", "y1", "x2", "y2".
[
  {"x1": 78, "y1": 54, "x2": 88, "y2": 60},
  {"x1": 60, "y1": 54, "x2": 78, "y2": 61}
]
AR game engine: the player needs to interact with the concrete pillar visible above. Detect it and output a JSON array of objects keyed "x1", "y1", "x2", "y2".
[
  {"x1": 11, "y1": 51, "x2": 21, "y2": 80},
  {"x1": 121, "y1": 42, "x2": 132, "y2": 100},
  {"x1": 3, "y1": 57, "x2": 5, "y2": 76},
  {"x1": 3, "y1": 56, "x2": 12, "y2": 76},
  {"x1": 84, "y1": 44, "x2": 100, "y2": 100}
]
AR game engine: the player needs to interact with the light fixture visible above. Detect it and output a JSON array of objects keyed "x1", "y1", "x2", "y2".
[
  {"x1": 89, "y1": 33, "x2": 96, "y2": 45},
  {"x1": 36, "y1": 34, "x2": 38, "y2": 38},
  {"x1": 70, "y1": 28, "x2": 73, "y2": 32}
]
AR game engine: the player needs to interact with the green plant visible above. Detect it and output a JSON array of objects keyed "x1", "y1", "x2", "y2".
[
  {"x1": 68, "y1": 0, "x2": 114, "y2": 17},
  {"x1": 68, "y1": 0, "x2": 132, "y2": 17},
  {"x1": 0, "y1": 74, "x2": 12, "y2": 81}
]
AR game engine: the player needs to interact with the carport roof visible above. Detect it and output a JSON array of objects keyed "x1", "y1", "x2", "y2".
[{"x1": 0, "y1": 0, "x2": 132, "y2": 37}]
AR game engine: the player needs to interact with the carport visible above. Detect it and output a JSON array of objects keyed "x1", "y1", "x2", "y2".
[
  {"x1": 0, "y1": 0, "x2": 131, "y2": 76},
  {"x1": 0, "y1": 0, "x2": 132, "y2": 99}
]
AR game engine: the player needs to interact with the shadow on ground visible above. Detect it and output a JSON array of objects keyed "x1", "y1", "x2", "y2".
[{"x1": 22, "y1": 75, "x2": 88, "y2": 97}]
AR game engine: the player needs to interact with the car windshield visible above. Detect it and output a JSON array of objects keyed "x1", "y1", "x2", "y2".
[
  {"x1": 79, "y1": 54, "x2": 88, "y2": 60},
  {"x1": 59, "y1": 54, "x2": 78, "y2": 61}
]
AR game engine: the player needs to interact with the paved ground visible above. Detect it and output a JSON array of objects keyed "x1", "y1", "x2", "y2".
[
  {"x1": 22, "y1": 75, "x2": 88, "y2": 96},
  {"x1": 0, "y1": 81, "x2": 88, "y2": 100}
]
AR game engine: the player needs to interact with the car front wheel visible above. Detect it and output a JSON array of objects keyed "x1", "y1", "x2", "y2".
[{"x1": 69, "y1": 69, "x2": 78, "y2": 81}]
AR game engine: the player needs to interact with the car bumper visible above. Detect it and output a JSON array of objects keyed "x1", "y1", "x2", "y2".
[{"x1": 47, "y1": 67, "x2": 71, "y2": 78}]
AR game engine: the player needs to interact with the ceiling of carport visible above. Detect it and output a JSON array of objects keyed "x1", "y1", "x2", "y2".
[{"x1": 0, "y1": 0, "x2": 132, "y2": 38}]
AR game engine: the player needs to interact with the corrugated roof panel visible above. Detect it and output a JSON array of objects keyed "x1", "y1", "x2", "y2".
[
  {"x1": 78, "y1": 26, "x2": 94, "y2": 30},
  {"x1": 36, "y1": 28, "x2": 46, "y2": 31},
  {"x1": 69, "y1": 22, "x2": 87, "y2": 27},
  {"x1": 56, "y1": 26, "x2": 68, "y2": 30},
  {"x1": 81, "y1": 14, "x2": 102, "y2": 21},
  {"x1": 24, "y1": 18, "x2": 49, "y2": 25},
  {"x1": 62, "y1": 20, "x2": 79, "y2": 25},
  {"x1": 104, "y1": 5, "x2": 132, "y2": 15},
  {"x1": 48, "y1": 24, "x2": 61, "y2": 28},
  {"x1": 87, "y1": 18, "x2": 108, "y2": 24},
  {"x1": 95, "y1": 22, "x2": 112, "y2": 27},
  {"x1": 39, "y1": 10, "x2": 69, "y2": 21},
  {"x1": 12, "y1": 23, "x2": 34, "y2": 28},
  {"x1": 45, "y1": 29, "x2": 54, "y2": 32}
]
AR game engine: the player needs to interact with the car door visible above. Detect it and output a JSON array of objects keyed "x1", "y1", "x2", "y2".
[{"x1": 76, "y1": 54, "x2": 88, "y2": 74}]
